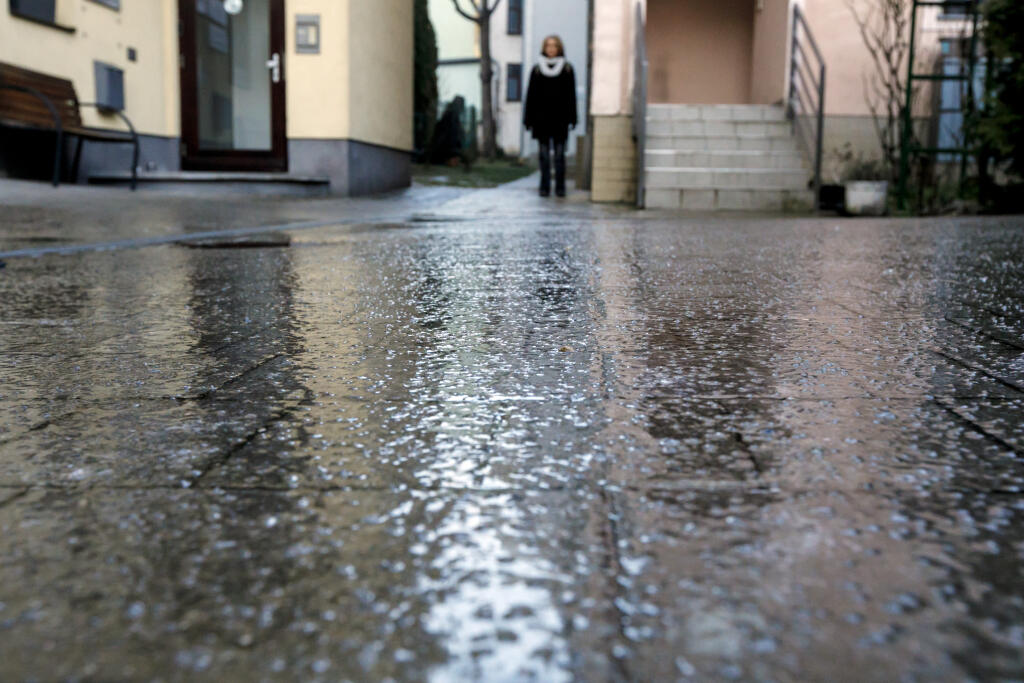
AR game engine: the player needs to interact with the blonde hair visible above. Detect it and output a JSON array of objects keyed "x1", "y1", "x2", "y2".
[{"x1": 541, "y1": 35, "x2": 565, "y2": 57}]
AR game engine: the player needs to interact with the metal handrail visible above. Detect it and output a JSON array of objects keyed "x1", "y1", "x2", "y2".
[
  {"x1": 77, "y1": 102, "x2": 140, "y2": 190},
  {"x1": 632, "y1": 3, "x2": 648, "y2": 209},
  {"x1": 788, "y1": 5, "x2": 826, "y2": 211}
]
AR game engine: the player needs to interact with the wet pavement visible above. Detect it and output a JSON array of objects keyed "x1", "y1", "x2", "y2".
[{"x1": 1, "y1": 177, "x2": 1024, "y2": 681}]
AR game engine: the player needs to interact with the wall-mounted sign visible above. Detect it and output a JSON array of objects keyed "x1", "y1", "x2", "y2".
[{"x1": 296, "y1": 14, "x2": 320, "y2": 54}]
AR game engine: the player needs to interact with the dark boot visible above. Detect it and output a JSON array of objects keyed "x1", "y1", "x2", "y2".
[
  {"x1": 538, "y1": 138, "x2": 552, "y2": 196},
  {"x1": 554, "y1": 140, "x2": 567, "y2": 197}
]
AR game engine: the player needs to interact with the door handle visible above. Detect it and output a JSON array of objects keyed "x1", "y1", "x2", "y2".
[{"x1": 266, "y1": 53, "x2": 281, "y2": 83}]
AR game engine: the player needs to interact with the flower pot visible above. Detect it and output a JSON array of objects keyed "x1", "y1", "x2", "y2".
[{"x1": 844, "y1": 180, "x2": 889, "y2": 216}]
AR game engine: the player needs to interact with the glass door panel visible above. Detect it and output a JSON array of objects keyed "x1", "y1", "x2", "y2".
[{"x1": 194, "y1": 0, "x2": 272, "y2": 151}]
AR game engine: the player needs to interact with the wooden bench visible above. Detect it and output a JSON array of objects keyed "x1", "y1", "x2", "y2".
[{"x1": 0, "y1": 62, "x2": 139, "y2": 189}]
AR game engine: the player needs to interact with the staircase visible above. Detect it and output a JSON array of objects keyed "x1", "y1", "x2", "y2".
[{"x1": 642, "y1": 104, "x2": 815, "y2": 211}]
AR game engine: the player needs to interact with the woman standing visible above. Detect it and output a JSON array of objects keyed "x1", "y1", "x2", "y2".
[{"x1": 524, "y1": 35, "x2": 577, "y2": 197}]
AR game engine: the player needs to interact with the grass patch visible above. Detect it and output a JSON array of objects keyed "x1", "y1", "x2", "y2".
[{"x1": 413, "y1": 159, "x2": 535, "y2": 188}]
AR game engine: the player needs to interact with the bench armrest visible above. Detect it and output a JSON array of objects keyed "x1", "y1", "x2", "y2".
[
  {"x1": 0, "y1": 83, "x2": 63, "y2": 135},
  {"x1": 76, "y1": 102, "x2": 138, "y2": 139}
]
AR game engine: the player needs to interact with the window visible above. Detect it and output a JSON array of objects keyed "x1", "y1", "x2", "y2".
[
  {"x1": 507, "y1": 63, "x2": 522, "y2": 102},
  {"x1": 507, "y1": 0, "x2": 522, "y2": 35},
  {"x1": 9, "y1": 0, "x2": 56, "y2": 24},
  {"x1": 938, "y1": 0, "x2": 974, "y2": 19},
  {"x1": 940, "y1": 37, "x2": 971, "y2": 58},
  {"x1": 88, "y1": 0, "x2": 120, "y2": 10}
]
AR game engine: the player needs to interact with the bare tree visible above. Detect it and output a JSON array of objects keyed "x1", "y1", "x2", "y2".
[
  {"x1": 846, "y1": 0, "x2": 918, "y2": 182},
  {"x1": 451, "y1": 0, "x2": 502, "y2": 159}
]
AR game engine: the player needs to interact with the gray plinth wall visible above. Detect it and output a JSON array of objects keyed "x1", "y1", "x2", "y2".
[
  {"x1": 1, "y1": 127, "x2": 409, "y2": 196},
  {"x1": 289, "y1": 138, "x2": 411, "y2": 196},
  {"x1": 76, "y1": 133, "x2": 181, "y2": 179}
]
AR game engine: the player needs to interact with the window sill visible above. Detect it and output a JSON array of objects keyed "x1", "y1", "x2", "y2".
[
  {"x1": 9, "y1": 10, "x2": 76, "y2": 33},
  {"x1": 85, "y1": 0, "x2": 120, "y2": 11}
]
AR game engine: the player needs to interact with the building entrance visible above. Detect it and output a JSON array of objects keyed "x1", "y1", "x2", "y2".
[
  {"x1": 645, "y1": 0, "x2": 756, "y2": 104},
  {"x1": 179, "y1": 0, "x2": 287, "y2": 171}
]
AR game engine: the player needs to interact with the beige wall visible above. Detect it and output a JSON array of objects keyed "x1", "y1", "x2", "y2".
[
  {"x1": 821, "y1": 114, "x2": 881, "y2": 182},
  {"x1": 0, "y1": 0, "x2": 178, "y2": 136},
  {"x1": 800, "y1": 0, "x2": 959, "y2": 175},
  {"x1": 287, "y1": 0, "x2": 413, "y2": 151},
  {"x1": 802, "y1": 0, "x2": 873, "y2": 116},
  {"x1": 750, "y1": 0, "x2": 791, "y2": 105},
  {"x1": 346, "y1": 0, "x2": 413, "y2": 151},
  {"x1": 286, "y1": 0, "x2": 349, "y2": 140},
  {"x1": 646, "y1": 0, "x2": 755, "y2": 104},
  {"x1": 590, "y1": 0, "x2": 639, "y2": 202},
  {"x1": 592, "y1": 0, "x2": 790, "y2": 109},
  {"x1": 803, "y1": 0, "x2": 952, "y2": 118},
  {"x1": 591, "y1": 0, "x2": 639, "y2": 116}
]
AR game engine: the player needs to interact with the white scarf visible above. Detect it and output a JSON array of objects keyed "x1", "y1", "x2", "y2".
[{"x1": 538, "y1": 56, "x2": 566, "y2": 77}]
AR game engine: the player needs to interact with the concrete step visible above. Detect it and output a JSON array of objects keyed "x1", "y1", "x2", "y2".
[
  {"x1": 645, "y1": 187, "x2": 816, "y2": 211},
  {"x1": 645, "y1": 149, "x2": 807, "y2": 170},
  {"x1": 645, "y1": 119, "x2": 792, "y2": 138},
  {"x1": 88, "y1": 171, "x2": 331, "y2": 197},
  {"x1": 647, "y1": 104, "x2": 788, "y2": 122},
  {"x1": 646, "y1": 135, "x2": 801, "y2": 152},
  {"x1": 645, "y1": 167, "x2": 810, "y2": 191}
]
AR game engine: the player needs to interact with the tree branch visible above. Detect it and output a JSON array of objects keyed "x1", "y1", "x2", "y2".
[{"x1": 451, "y1": 0, "x2": 480, "y2": 22}]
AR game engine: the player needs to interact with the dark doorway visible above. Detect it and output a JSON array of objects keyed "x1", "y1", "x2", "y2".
[{"x1": 179, "y1": 0, "x2": 287, "y2": 171}]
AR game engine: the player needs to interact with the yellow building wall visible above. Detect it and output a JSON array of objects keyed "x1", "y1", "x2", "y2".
[
  {"x1": 283, "y1": 0, "x2": 413, "y2": 151},
  {"x1": 347, "y1": 0, "x2": 413, "y2": 152},
  {"x1": 1, "y1": 0, "x2": 411, "y2": 151},
  {"x1": 285, "y1": 0, "x2": 349, "y2": 140},
  {"x1": 0, "y1": 0, "x2": 177, "y2": 137}
]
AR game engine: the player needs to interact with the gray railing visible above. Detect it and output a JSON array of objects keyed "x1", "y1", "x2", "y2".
[
  {"x1": 632, "y1": 3, "x2": 648, "y2": 209},
  {"x1": 787, "y1": 5, "x2": 826, "y2": 210}
]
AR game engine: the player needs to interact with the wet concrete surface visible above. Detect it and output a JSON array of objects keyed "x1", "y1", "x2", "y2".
[{"x1": 1, "y1": 177, "x2": 1024, "y2": 681}]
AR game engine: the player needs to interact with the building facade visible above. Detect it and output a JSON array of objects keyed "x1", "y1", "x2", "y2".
[
  {"x1": 589, "y1": 0, "x2": 976, "y2": 204},
  {"x1": 0, "y1": 0, "x2": 413, "y2": 195},
  {"x1": 428, "y1": 0, "x2": 588, "y2": 159},
  {"x1": 428, "y1": 0, "x2": 524, "y2": 156}
]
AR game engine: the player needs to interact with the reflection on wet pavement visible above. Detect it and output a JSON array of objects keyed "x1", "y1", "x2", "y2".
[{"x1": 1, "y1": 196, "x2": 1023, "y2": 680}]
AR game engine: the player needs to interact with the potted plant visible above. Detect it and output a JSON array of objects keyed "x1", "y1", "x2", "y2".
[{"x1": 842, "y1": 156, "x2": 890, "y2": 216}]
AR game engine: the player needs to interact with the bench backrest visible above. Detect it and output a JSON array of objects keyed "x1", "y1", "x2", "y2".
[{"x1": 0, "y1": 62, "x2": 83, "y2": 131}]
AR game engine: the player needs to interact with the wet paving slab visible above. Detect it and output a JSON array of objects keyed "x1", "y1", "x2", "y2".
[{"x1": 1, "y1": 189, "x2": 1023, "y2": 681}]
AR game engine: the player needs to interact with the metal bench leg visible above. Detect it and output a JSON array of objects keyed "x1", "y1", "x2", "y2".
[
  {"x1": 130, "y1": 136, "x2": 139, "y2": 191},
  {"x1": 71, "y1": 137, "x2": 84, "y2": 184},
  {"x1": 52, "y1": 129, "x2": 63, "y2": 187}
]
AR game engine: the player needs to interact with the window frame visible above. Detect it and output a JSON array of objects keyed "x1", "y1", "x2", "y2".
[
  {"x1": 87, "y1": 0, "x2": 120, "y2": 11},
  {"x1": 8, "y1": 0, "x2": 74, "y2": 31},
  {"x1": 506, "y1": 63, "x2": 522, "y2": 102},
  {"x1": 507, "y1": 0, "x2": 522, "y2": 36},
  {"x1": 937, "y1": 0, "x2": 971, "y2": 20}
]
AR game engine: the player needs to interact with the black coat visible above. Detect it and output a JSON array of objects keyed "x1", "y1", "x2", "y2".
[{"x1": 523, "y1": 63, "x2": 578, "y2": 142}]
